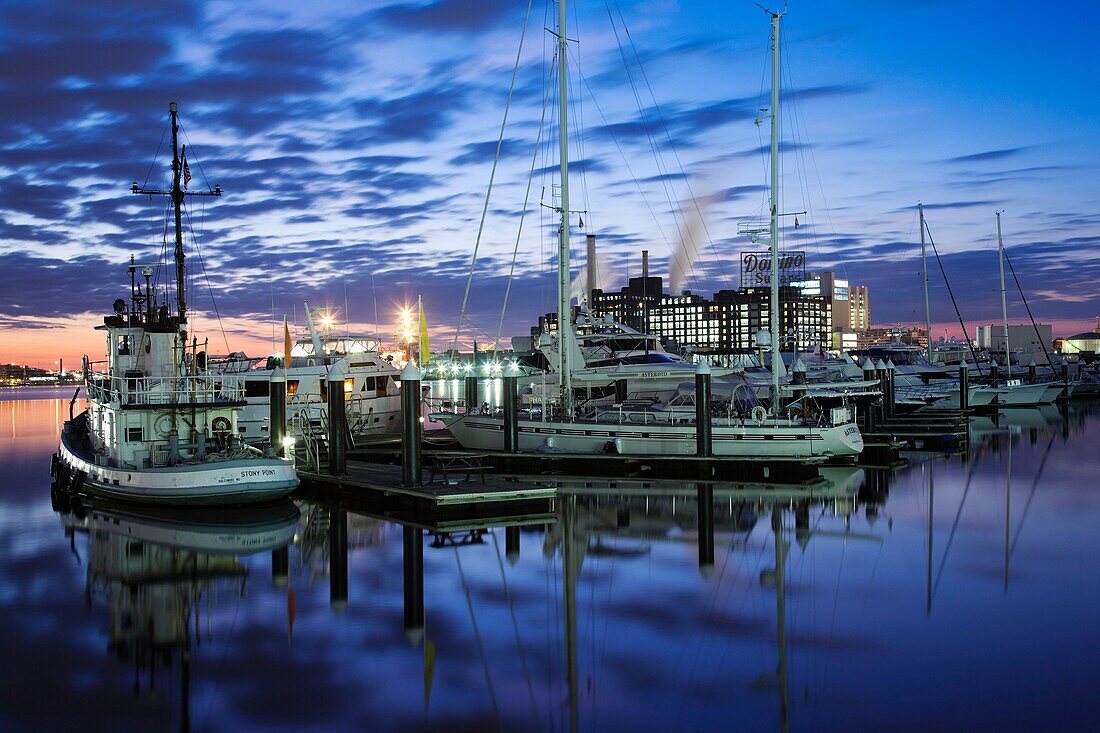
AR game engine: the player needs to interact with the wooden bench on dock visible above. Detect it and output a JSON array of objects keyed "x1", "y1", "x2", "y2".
[{"x1": 426, "y1": 452, "x2": 489, "y2": 485}]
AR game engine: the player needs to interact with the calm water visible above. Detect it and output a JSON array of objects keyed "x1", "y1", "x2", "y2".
[{"x1": 2, "y1": 386, "x2": 1099, "y2": 732}]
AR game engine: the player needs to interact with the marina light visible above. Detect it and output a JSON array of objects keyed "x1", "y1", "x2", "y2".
[
  {"x1": 281, "y1": 436, "x2": 295, "y2": 448},
  {"x1": 320, "y1": 312, "x2": 335, "y2": 330}
]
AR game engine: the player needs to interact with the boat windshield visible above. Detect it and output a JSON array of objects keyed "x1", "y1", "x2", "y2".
[{"x1": 587, "y1": 353, "x2": 683, "y2": 368}]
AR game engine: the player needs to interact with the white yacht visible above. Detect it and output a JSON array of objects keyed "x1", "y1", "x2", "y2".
[
  {"x1": 209, "y1": 302, "x2": 402, "y2": 447},
  {"x1": 55, "y1": 103, "x2": 298, "y2": 505},
  {"x1": 435, "y1": 9, "x2": 864, "y2": 461}
]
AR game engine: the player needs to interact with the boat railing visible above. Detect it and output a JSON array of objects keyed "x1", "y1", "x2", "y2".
[{"x1": 84, "y1": 369, "x2": 244, "y2": 405}]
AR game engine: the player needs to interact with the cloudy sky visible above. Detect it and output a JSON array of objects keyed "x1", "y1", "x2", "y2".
[{"x1": 2, "y1": 0, "x2": 1098, "y2": 366}]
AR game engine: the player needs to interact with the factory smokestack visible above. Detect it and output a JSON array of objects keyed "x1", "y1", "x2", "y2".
[{"x1": 586, "y1": 234, "x2": 597, "y2": 305}]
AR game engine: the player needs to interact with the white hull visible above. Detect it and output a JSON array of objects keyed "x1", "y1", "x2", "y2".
[
  {"x1": 59, "y1": 419, "x2": 298, "y2": 505},
  {"x1": 994, "y1": 381, "x2": 1059, "y2": 406},
  {"x1": 437, "y1": 414, "x2": 863, "y2": 460}
]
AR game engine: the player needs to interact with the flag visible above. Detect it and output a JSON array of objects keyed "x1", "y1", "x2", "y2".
[
  {"x1": 794, "y1": 217, "x2": 799, "y2": 228},
  {"x1": 283, "y1": 317, "x2": 293, "y2": 368},
  {"x1": 578, "y1": 215, "x2": 584, "y2": 228},
  {"x1": 418, "y1": 295, "x2": 430, "y2": 366},
  {"x1": 183, "y1": 158, "x2": 191, "y2": 188}
]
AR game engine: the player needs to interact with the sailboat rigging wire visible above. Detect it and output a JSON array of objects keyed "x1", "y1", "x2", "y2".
[
  {"x1": 494, "y1": 60, "x2": 556, "y2": 359},
  {"x1": 140, "y1": 122, "x2": 169, "y2": 190},
  {"x1": 610, "y1": 0, "x2": 730, "y2": 288},
  {"x1": 180, "y1": 126, "x2": 212, "y2": 191},
  {"x1": 572, "y1": 67, "x2": 677, "y2": 272},
  {"x1": 1009, "y1": 434, "x2": 1055, "y2": 559},
  {"x1": 599, "y1": 9, "x2": 703, "y2": 293},
  {"x1": 450, "y1": 0, "x2": 535, "y2": 355},
  {"x1": 923, "y1": 219, "x2": 985, "y2": 375},
  {"x1": 490, "y1": 532, "x2": 542, "y2": 731},
  {"x1": 185, "y1": 204, "x2": 231, "y2": 353},
  {"x1": 1002, "y1": 248, "x2": 1055, "y2": 367},
  {"x1": 453, "y1": 547, "x2": 503, "y2": 730},
  {"x1": 931, "y1": 456, "x2": 980, "y2": 598}
]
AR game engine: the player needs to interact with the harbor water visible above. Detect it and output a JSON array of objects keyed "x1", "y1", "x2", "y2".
[{"x1": 2, "y1": 387, "x2": 1099, "y2": 731}]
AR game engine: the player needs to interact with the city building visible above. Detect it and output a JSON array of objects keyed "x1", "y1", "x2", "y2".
[
  {"x1": 848, "y1": 285, "x2": 870, "y2": 331},
  {"x1": 1055, "y1": 317, "x2": 1100, "y2": 357},
  {"x1": 976, "y1": 324, "x2": 1053, "y2": 363},
  {"x1": 793, "y1": 271, "x2": 870, "y2": 349},
  {"x1": 590, "y1": 278, "x2": 832, "y2": 354}
]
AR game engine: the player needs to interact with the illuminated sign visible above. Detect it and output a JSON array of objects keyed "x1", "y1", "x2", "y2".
[{"x1": 740, "y1": 251, "x2": 806, "y2": 288}]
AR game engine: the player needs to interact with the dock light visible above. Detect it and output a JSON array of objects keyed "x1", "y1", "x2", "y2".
[
  {"x1": 282, "y1": 436, "x2": 295, "y2": 449},
  {"x1": 320, "y1": 312, "x2": 335, "y2": 330}
]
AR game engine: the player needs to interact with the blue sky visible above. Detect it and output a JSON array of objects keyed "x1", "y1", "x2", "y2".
[{"x1": 1, "y1": 0, "x2": 1098, "y2": 363}]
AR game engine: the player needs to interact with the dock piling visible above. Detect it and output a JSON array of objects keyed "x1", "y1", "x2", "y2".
[
  {"x1": 505, "y1": 526, "x2": 521, "y2": 565},
  {"x1": 326, "y1": 364, "x2": 347, "y2": 476},
  {"x1": 270, "y1": 371, "x2": 286, "y2": 456},
  {"x1": 959, "y1": 361, "x2": 970, "y2": 411},
  {"x1": 271, "y1": 546, "x2": 289, "y2": 588},
  {"x1": 401, "y1": 362, "x2": 423, "y2": 487},
  {"x1": 503, "y1": 373, "x2": 519, "y2": 453},
  {"x1": 403, "y1": 526, "x2": 425, "y2": 637},
  {"x1": 885, "y1": 360, "x2": 896, "y2": 420},
  {"x1": 862, "y1": 358, "x2": 877, "y2": 432},
  {"x1": 697, "y1": 483, "x2": 715, "y2": 575},
  {"x1": 695, "y1": 361, "x2": 712, "y2": 458},
  {"x1": 330, "y1": 509, "x2": 348, "y2": 614},
  {"x1": 464, "y1": 375, "x2": 478, "y2": 415},
  {"x1": 614, "y1": 378, "x2": 627, "y2": 404}
]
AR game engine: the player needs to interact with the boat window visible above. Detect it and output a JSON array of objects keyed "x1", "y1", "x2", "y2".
[
  {"x1": 244, "y1": 380, "x2": 270, "y2": 398},
  {"x1": 126, "y1": 427, "x2": 143, "y2": 442},
  {"x1": 116, "y1": 334, "x2": 131, "y2": 355},
  {"x1": 287, "y1": 380, "x2": 300, "y2": 396},
  {"x1": 345, "y1": 377, "x2": 354, "y2": 394}
]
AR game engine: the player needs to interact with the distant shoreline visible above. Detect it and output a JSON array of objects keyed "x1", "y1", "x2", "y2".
[{"x1": 0, "y1": 385, "x2": 84, "y2": 402}]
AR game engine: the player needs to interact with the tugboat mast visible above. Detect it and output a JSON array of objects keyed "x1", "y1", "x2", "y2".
[{"x1": 132, "y1": 102, "x2": 222, "y2": 332}]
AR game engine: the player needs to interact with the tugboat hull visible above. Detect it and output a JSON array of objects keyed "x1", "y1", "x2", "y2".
[{"x1": 58, "y1": 416, "x2": 298, "y2": 505}]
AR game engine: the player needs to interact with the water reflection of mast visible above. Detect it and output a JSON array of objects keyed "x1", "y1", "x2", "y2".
[
  {"x1": 1004, "y1": 434, "x2": 1012, "y2": 593},
  {"x1": 926, "y1": 460, "x2": 934, "y2": 616},
  {"x1": 772, "y1": 507, "x2": 791, "y2": 733},
  {"x1": 562, "y1": 494, "x2": 579, "y2": 733}
]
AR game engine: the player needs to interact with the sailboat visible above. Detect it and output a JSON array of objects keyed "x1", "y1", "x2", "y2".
[
  {"x1": 54, "y1": 103, "x2": 299, "y2": 504},
  {"x1": 435, "y1": 8, "x2": 863, "y2": 460}
]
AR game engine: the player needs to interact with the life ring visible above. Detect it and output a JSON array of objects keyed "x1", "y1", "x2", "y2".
[
  {"x1": 211, "y1": 416, "x2": 232, "y2": 433},
  {"x1": 751, "y1": 406, "x2": 768, "y2": 425},
  {"x1": 154, "y1": 413, "x2": 173, "y2": 438}
]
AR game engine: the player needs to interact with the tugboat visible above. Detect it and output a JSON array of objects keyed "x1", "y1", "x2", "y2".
[{"x1": 53, "y1": 102, "x2": 298, "y2": 505}]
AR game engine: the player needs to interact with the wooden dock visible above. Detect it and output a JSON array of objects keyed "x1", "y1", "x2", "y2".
[{"x1": 297, "y1": 458, "x2": 557, "y2": 514}]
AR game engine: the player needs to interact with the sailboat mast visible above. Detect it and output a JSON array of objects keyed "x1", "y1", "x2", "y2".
[
  {"x1": 169, "y1": 102, "x2": 187, "y2": 326},
  {"x1": 768, "y1": 11, "x2": 782, "y2": 415},
  {"x1": 557, "y1": 0, "x2": 574, "y2": 417},
  {"x1": 919, "y1": 203, "x2": 932, "y2": 362},
  {"x1": 996, "y1": 211, "x2": 1010, "y2": 377}
]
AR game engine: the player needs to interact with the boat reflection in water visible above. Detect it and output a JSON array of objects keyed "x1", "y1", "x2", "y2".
[{"x1": 59, "y1": 499, "x2": 299, "y2": 733}]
